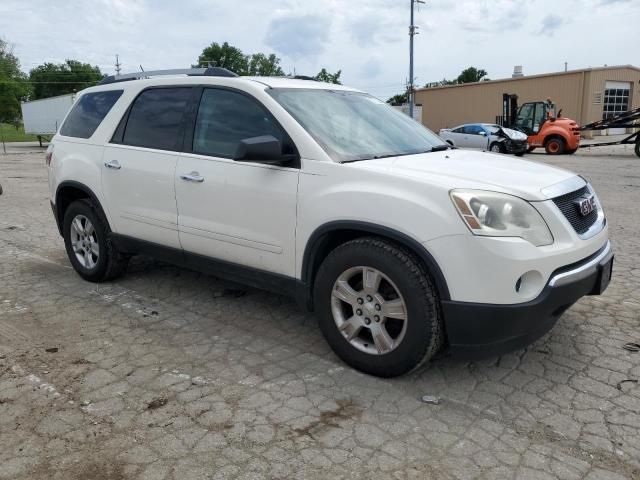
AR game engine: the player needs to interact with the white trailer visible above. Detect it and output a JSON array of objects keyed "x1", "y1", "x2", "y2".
[{"x1": 20, "y1": 93, "x2": 75, "y2": 145}]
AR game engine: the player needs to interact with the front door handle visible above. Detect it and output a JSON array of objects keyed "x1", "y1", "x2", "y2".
[
  {"x1": 180, "y1": 171, "x2": 204, "y2": 183},
  {"x1": 104, "y1": 160, "x2": 121, "y2": 170}
]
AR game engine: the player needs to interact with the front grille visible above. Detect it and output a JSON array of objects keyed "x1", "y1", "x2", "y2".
[{"x1": 552, "y1": 186, "x2": 598, "y2": 234}]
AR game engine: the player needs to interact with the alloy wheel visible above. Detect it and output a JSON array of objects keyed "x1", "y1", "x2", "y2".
[
  {"x1": 330, "y1": 266, "x2": 408, "y2": 355},
  {"x1": 69, "y1": 214, "x2": 99, "y2": 269}
]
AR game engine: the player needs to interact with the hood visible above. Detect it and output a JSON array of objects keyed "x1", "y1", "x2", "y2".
[
  {"x1": 348, "y1": 149, "x2": 580, "y2": 201},
  {"x1": 500, "y1": 127, "x2": 528, "y2": 141}
]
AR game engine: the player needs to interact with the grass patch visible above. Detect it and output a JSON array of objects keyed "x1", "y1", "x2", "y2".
[{"x1": 0, "y1": 124, "x2": 40, "y2": 142}]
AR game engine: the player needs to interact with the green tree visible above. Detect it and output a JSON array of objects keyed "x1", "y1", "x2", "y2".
[
  {"x1": 456, "y1": 66, "x2": 489, "y2": 84},
  {"x1": 247, "y1": 53, "x2": 284, "y2": 76},
  {"x1": 315, "y1": 68, "x2": 342, "y2": 84},
  {"x1": 387, "y1": 92, "x2": 408, "y2": 104},
  {"x1": 196, "y1": 42, "x2": 249, "y2": 75},
  {"x1": 29, "y1": 60, "x2": 103, "y2": 100},
  {"x1": 0, "y1": 38, "x2": 29, "y2": 127}
]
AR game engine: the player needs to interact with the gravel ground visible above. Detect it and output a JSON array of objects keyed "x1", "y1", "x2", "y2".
[{"x1": 0, "y1": 147, "x2": 639, "y2": 480}]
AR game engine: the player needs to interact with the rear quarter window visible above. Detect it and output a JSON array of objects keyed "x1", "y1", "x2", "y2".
[{"x1": 59, "y1": 90, "x2": 123, "y2": 139}]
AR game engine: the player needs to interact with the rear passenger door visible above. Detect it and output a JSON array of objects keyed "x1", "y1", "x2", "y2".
[
  {"x1": 175, "y1": 87, "x2": 299, "y2": 277},
  {"x1": 102, "y1": 87, "x2": 192, "y2": 248}
]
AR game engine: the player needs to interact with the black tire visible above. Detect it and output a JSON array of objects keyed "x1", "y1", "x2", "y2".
[
  {"x1": 489, "y1": 142, "x2": 507, "y2": 153},
  {"x1": 63, "y1": 199, "x2": 128, "y2": 282},
  {"x1": 635, "y1": 141, "x2": 640, "y2": 158},
  {"x1": 544, "y1": 137, "x2": 565, "y2": 155},
  {"x1": 313, "y1": 237, "x2": 443, "y2": 377},
  {"x1": 515, "y1": 152, "x2": 525, "y2": 157},
  {"x1": 489, "y1": 142, "x2": 505, "y2": 154},
  {"x1": 527, "y1": 146, "x2": 535, "y2": 153},
  {"x1": 565, "y1": 148, "x2": 578, "y2": 155}
]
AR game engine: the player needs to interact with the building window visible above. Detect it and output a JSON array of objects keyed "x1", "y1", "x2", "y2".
[{"x1": 602, "y1": 86, "x2": 629, "y2": 120}]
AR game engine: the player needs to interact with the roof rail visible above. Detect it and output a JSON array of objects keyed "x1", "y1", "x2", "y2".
[
  {"x1": 98, "y1": 67, "x2": 238, "y2": 85},
  {"x1": 292, "y1": 75, "x2": 318, "y2": 81}
]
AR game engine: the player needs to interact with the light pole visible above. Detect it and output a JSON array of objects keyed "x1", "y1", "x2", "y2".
[{"x1": 409, "y1": 0, "x2": 425, "y2": 120}]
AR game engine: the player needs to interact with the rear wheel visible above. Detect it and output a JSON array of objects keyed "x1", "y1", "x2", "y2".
[
  {"x1": 544, "y1": 137, "x2": 565, "y2": 155},
  {"x1": 63, "y1": 199, "x2": 128, "y2": 282},
  {"x1": 313, "y1": 237, "x2": 443, "y2": 377},
  {"x1": 565, "y1": 148, "x2": 578, "y2": 155}
]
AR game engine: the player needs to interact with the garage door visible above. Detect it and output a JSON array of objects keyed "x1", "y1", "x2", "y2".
[{"x1": 603, "y1": 81, "x2": 631, "y2": 135}]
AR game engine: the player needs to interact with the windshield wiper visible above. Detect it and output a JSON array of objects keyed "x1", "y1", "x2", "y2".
[
  {"x1": 429, "y1": 144, "x2": 453, "y2": 152},
  {"x1": 341, "y1": 151, "x2": 428, "y2": 163}
]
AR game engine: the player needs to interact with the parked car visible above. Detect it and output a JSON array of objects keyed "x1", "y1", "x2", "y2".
[
  {"x1": 439, "y1": 123, "x2": 528, "y2": 155},
  {"x1": 47, "y1": 69, "x2": 612, "y2": 377}
]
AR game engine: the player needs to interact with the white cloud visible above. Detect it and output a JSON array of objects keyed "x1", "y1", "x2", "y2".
[
  {"x1": 0, "y1": 0, "x2": 638, "y2": 101},
  {"x1": 265, "y1": 14, "x2": 331, "y2": 61}
]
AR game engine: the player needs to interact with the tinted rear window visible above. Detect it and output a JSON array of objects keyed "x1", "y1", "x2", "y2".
[
  {"x1": 60, "y1": 90, "x2": 123, "y2": 138},
  {"x1": 122, "y1": 88, "x2": 191, "y2": 151}
]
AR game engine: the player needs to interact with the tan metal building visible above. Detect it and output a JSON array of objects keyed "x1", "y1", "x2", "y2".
[{"x1": 414, "y1": 65, "x2": 640, "y2": 137}]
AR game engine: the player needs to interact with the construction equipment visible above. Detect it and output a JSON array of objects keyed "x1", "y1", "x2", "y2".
[
  {"x1": 499, "y1": 94, "x2": 581, "y2": 155},
  {"x1": 579, "y1": 106, "x2": 640, "y2": 158}
]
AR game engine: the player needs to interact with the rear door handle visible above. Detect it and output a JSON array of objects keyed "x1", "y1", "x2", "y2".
[
  {"x1": 180, "y1": 171, "x2": 204, "y2": 183},
  {"x1": 104, "y1": 160, "x2": 121, "y2": 170}
]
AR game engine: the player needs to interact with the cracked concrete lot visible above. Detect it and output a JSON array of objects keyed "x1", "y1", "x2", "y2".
[{"x1": 0, "y1": 146, "x2": 639, "y2": 479}]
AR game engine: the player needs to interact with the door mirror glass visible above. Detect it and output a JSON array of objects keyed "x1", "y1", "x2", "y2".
[
  {"x1": 234, "y1": 135, "x2": 285, "y2": 163},
  {"x1": 478, "y1": 130, "x2": 486, "y2": 136}
]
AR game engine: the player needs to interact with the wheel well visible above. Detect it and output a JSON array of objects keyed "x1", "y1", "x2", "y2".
[
  {"x1": 54, "y1": 183, "x2": 106, "y2": 236},
  {"x1": 302, "y1": 224, "x2": 450, "y2": 310},
  {"x1": 544, "y1": 134, "x2": 566, "y2": 146}
]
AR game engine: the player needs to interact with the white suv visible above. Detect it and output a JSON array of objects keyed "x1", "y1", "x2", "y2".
[{"x1": 47, "y1": 68, "x2": 613, "y2": 377}]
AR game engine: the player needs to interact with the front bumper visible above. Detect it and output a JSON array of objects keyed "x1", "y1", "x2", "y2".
[
  {"x1": 442, "y1": 240, "x2": 613, "y2": 359},
  {"x1": 505, "y1": 140, "x2": 528, "y2": 154}
]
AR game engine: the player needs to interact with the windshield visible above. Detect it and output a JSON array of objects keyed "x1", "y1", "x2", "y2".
[{"x1": 268, "y1": 88, "x2": 446, "y2": 162}]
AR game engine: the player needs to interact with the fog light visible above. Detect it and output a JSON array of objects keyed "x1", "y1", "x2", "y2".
[{"x1": 515, "y1": 271, "x2": 544, "y2": 297}]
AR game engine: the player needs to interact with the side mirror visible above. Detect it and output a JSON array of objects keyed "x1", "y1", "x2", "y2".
[
  {"x1": 478, "y1": 131, "x2": 486, "y2": 136},
  {"x1": 234, "y1": 135, "x2": 287, "y2": 164}
]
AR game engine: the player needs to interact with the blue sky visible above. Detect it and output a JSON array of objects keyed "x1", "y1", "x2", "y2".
[{"x1": 1, "y1": 0, "x2": 638, "y2": 100}]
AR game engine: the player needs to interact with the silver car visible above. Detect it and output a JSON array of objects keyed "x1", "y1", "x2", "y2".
[{"x1": 439, "y1": 123, "x2": 528, "y2": 156}]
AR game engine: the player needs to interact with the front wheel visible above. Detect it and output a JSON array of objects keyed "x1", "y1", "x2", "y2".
[
  {"x1": 490, "y1": 142, "x2": 505, "y2": 154},
  {"x1": 565, "y1": 148, "x2": 578, "y2": 155},
  {"x1": 313, "y1": 238, "x2": 443, "y2": 377}
]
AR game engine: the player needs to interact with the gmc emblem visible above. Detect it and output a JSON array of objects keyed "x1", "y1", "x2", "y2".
[{"x1": 575, "y1": 195, "x2": 597, "y2": 217}]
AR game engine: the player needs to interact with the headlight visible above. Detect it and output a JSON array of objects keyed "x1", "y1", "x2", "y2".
[{"x1": 450, "y1": 190, "x2": 553, "y2": 246}]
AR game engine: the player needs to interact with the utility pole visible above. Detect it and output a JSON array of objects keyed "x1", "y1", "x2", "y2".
[
  {"x1": 115, "y1": 54, "x2": 122, "y2": 76},
  {"x1": 409, "y1": 0, "x2": 425, "y2": 120}
]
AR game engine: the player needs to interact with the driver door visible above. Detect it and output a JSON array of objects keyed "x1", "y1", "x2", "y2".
[
  {"x1": 463, "y1": 125, "x2": 488, "y2": 149},
  {"x1": 175, "y1": 87, "x2": 299, "y2": 277}
]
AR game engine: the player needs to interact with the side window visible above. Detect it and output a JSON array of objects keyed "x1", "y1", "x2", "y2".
[
  {"x1": 532, "y1": 103, "x2": 546, "y2": 132},
  {"x1": 122, "y1": 88, "x2": 191, "y2": 151},
  {"x1": 193, "y1": 88, "x2": 291, "y2": 158},
  {"x1": 451, "y1": 126, "x2": 464, "y2": 133},
  {"x1": 60, "y1": 90, "x2": 123, "y2": 138},
  {"x1": 463, "y1": 125, "x2": 481, "y2": 135},
  {"x1": 515, "y1": 103, "x2": 534, "y2": 132}
]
